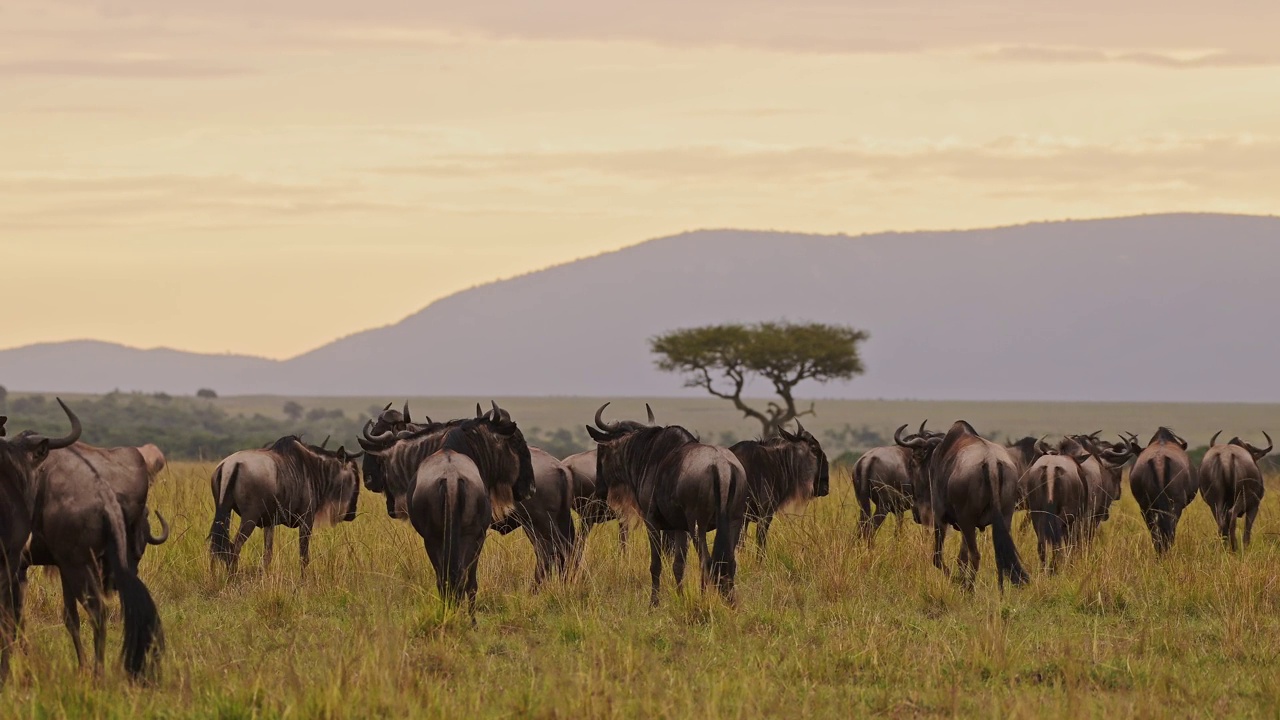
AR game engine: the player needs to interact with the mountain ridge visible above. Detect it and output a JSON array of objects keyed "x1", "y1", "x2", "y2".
[{"x1": 3, "y1": 213, "x2": 1277, "y2": 401}]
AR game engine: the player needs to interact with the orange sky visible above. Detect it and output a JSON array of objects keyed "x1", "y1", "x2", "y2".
[{"x1": 4, "y1": 1, "x2": 1279, "y2": 358}]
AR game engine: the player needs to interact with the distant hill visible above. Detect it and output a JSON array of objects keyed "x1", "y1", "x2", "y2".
[{"x1": 2, "y1": 213, "x2": 1277, "y2": 401}]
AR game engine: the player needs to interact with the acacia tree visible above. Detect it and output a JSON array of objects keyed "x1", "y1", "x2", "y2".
[{"x1": 651, "y1": 321, "x2": 868, "y2": 438}]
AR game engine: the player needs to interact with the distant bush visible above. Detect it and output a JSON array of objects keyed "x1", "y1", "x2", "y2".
[{"x1": 196, "y1": 388, "x2": 218, "y2": 399}]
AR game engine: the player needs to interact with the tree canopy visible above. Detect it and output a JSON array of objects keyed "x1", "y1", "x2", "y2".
[{"x1": 651, "y1": 321, "x2": 868, "y2": 437}]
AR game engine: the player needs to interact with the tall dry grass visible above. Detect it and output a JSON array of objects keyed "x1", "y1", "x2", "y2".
[{"x1": 5, "y1": 461, "x2": 1280, "y2": 717}]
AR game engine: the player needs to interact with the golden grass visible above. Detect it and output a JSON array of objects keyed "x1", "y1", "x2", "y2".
[{"x1": 5, "y1": 461, "x2": 1280, "y2": 718}]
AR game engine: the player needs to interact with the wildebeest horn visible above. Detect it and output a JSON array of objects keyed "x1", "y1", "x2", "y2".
[
  {"x1": 1246, "y1": 431, "x2": 1274, "y2": 458},
  {"x1": 476, "y1": 403, "x2": 484, "y2": 418},
  {"x1": 362, "y1": 419, "x2": 394, "y2": 445},
  {"x1": 403, "y1": 402, "x2": 412, "y2": 424},
  {"x1": 646, "y1": 403, "x2": 656, "y2": 425},
  {"x1": 1210, "y1": 430, "x2": 1222, "y2": 447},
  {"x1": 146, "y1": 510, "x2": 170, "y2": 545},
  {"x1": 382, "y1": 402, "x2": 393, "y2": 412},
  {"x1": 1035, "y1": 436, "x2": 1054, "y2": 456},
  {"x1": 0, "y1": 415, "x2": 7, "y2": 437},
  {"x1": 919, "y1": 419, "x2": 929, "y2": 435},
  {"x1": 794, "y1": 418, "x2": 806, "y2": 435},
  {"x1": 35, "y1": 398, "x2": 82, "y2": 450},
  {"x1": 894, "y1": 423, "x2": 927, "y2": 449},
  {"x1": 594, "y1": 402, "x2": 621, "y2": 432},
  {"x1": 320, "y1": 435, "x2": 330, "y2": 450}
]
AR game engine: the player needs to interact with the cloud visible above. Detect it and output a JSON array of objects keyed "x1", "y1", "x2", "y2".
[
  {"x1": 978, "y1": 46, "x2": 1279, "y2": 68},
  {"x1": 0, "y1": 58, "x2": 253, "y2": 78},
  {"x1": 0, "y1": 174, "x2": 404, "y2": 230}
]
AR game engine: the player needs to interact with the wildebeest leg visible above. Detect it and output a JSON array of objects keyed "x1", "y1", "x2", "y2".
[
  {"x1": 618, "y1": 521, "x2": 629, "y2": 551},
  {"x1": 261, "y1": 526, "x2": 275, "y2": 571},
  {"x1": 298, "y1": 522, "x2": 313, "y2": 572},
  {"x1": 1227, "y1": 507, "x2": 1240, "y2": 553},
  {"x1": 755, "y1": 514, "x2": 774, "y2": 557},
  {"x1": 647, "y1": 529, "x2": 664, "y2": 607},
  {"x1": 959, "y1": 526, "x2": 980, "y2": 591},
  {"x1": 525, "y1": 524, "x2": 553, "y2": 588},
  {"x1": 932, "y1": 523, "x2": 949, "y2": 576},
  {"x1": 422, "y1": 539, "x2": 447, "y2": 601},
  {"x1": 58, "y1": 569, "x2": 87, "y2": 671},
  {"x1": 668, "y1": 532, "x2": 689, "y2": 597},
  {"x1": 868, "y1": 506, "x2": 888, "y2": 544},
  {"x1": 83, "y1": 576, "x2": 108, "y2": 677},
  {"x1": 0, "y1": 572, "x2": 18, "y2": 683},
  {"x1": 1243, "y1": 504, "x2": 1260, "y2": 548},
  {"x1": 692, "y1": 531, "x2": 712, "y2": 591},
  {"x1": 466, "y1": 561, "x2": 480, "y2": 624},
  {"x1": 229, "y1": 518, "x2": 257, "y2": 574}
]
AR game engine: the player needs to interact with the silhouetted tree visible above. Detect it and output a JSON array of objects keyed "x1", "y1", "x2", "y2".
[
  {"x1": 283, "y1": 401, "x2": 304, "y2": 422},
  {"x1": 196, "y1": 388, "x2": 218, "y2": 399},
  {"x1": 651, "y1": 321, "x2": 868, "y2": 438}
]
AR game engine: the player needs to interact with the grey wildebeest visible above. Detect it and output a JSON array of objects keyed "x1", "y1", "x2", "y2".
[
  {"x1": 0, "y1": 402, "x2": 81, "y2": 683},
  {"x1": 587, "y1": 403, "x2": 747, "y2": 605},
  {"x1": 1020, "y1": 438, "x2": 1091, "y2": 572},
  {"x1": 1127, "y1": 427, "x2": 1199, "y2": 554},
  {"x1": 19, "y1": 404, "x2": 164, "y2": 680},
  {"x1": 899, "y1": 420, "x2": 1029, "y2": 590},
  {"x1": 209, "y1": 436, "x2": 363, "y2": 573},
  {"x1": 730, "y1": 420, "x2": 829, "y2": 553},
  {"x1": 1199, "y1": 431, "x2": 1272, "y2": 551},
  {"x1": 361, "y1": 405, "x2": 574, "y2": 586},
  {"x1": 28, "y1": 441, "x2": 170, "y2": 579},
  {"x1": 853, "y1": 422, "x2": 939, "y2": 543}
]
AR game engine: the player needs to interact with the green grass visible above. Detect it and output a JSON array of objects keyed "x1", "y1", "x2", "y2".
[{"x1": 6, "y1": 460, "x2": 1280, "y2": 717}]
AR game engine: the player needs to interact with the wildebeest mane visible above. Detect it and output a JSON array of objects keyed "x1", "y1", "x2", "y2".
[
  {"x1": 732, "y1": 436, "x2": 826, "y2": 513},
  {"x1": 597, "y1": 425, "x2": 698, "y2": 497},
  {"x1": 267, "y1": 435, "x2": 356, "y2": 510}
]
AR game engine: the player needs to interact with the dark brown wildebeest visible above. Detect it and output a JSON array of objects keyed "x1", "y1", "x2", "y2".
[
  {"x1": 1005, "y1": 436, "x2": 1041, "y2": 478},
  {"x1": 19, "y1": 403, "x2": 164, "y2": 680},
  {"x1": 361, "y1": 406, "x2": 573, "y2": 586},
  {"x1": 0, "y1": 401, "x2": 81, "y2": 683},
  {"x1": 730, "y1": 420, "x2": 829, "y2": 554},
  {"x1": 854, "y1": 422, "x2": 940, "y2": 542},
  {"x1": 588, "y1": 403, "x2": 747, "y2": 605},
  {"x1": 900, "y1": 420, "x2": 1029, "y2": 590},
  {"x1": 406, "y1": 449, "x2": 490, "y2": 618},
  {"x1": 1066, "y1": 433, "x2": 1134, "y2": 538},
  {"x1": 1199, "y1": 431, "x2": 1272, "y2": 551},
  {"x1": 563, "y1": 448, "x2": 629, "y2": 549},
  {"x1": 1127, "y1": 427, "x2": 1198, "y2": 554},
  {"x1": 1020, "y1": 438, "x2": 1091, "y2": 572},
  {"x1": 29, "y1": 442, "x2": 170, "y2": 578},
  {"x1": 209, "y1": 436, "x2": 363, "y2": 573}
]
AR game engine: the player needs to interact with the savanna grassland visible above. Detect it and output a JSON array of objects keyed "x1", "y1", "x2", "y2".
[{"x1": 5, "y1": 458, "x2": 1280, "y2": 718}]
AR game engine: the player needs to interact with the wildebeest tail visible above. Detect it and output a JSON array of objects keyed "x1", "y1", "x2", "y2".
[
  {"x1": 985, "y1": 461, "x2": 1029, "y2": 587},
  {"x1": 853, "y1": 456, "x2": 875, "y2": 537},
  {"x1": 710, "y1": 462, "x2": 740, "y2": 593},
  {"x1": 1038, "y1": 466, "x2": 1067, "y2": 548},
  {"x1": 554, "y1": 467, "x2": 577, "y2": 574},
  {"x1": 1149, "y1": 455, "x2": 1176, "y2": 553},
  {"x1": 209, "y1": 463, "x2": 239, "y2": 563},
  {"x1": 1223, "y1": 453, "x2": 1239, "y2": 523},
  {"x1": 105, "y1": 504, "x2": 163, "y2": 681},
  {"x1": 443, "y1": 477, "x2": 466, "y2": 604}
]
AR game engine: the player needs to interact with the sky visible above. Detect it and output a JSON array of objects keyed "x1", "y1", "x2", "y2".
[{"x1": 4, "y1": 0, "x2": 1280, "y2": 359}]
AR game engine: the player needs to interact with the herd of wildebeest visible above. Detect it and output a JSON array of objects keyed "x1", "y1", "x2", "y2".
[{"x1": 0, "y1": 399, "x2": 1273, "y2": 685}]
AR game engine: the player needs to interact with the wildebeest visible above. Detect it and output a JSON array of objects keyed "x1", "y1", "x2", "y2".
[
  {"x1": 900, "y1": 420, "x2": 1028, "y2": 590},
  {"x1": 407, "y1": 450, "x2": 490, "y2": 618},
  {"x1": 1020, "y1": 438, "x2": 1090, "y2": 571},
  {"x1": 563, "y1": 448, "x2": 629, "y2": 549},
  {"x1": 209, "y1": 436, "x2": 363, "y2": 573},
  {"x1": 361, "y1": 405, "x2": 573, "y2": 586},
  {"x1": 1199, "y1": 431, "x2": 1272, "y2": 551},
  {"x1": 19, "y1": 402, "x2": 164, "y2": 679},
  {"x1": 0, "y1": 401, "x2": 81, "y2": 683},
  {"x1": 853, "y1": 422, "x2": 938, "y2": 542},
  {"x1": 1067, "y1": 433, "x2": 1134, "y2": 537},
  {"x1": 730, "y1": 420, "x2": 829, "y2": 553},
  {"x1": 1127, "y1": 427, "x2": 1199, "y2": 554},
  {"x1": 29, "y1": 441, "x2": 171, "y2": 578},
  {"x1": 588, "y1": 403, "x2": 747, "y2": 605}
]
